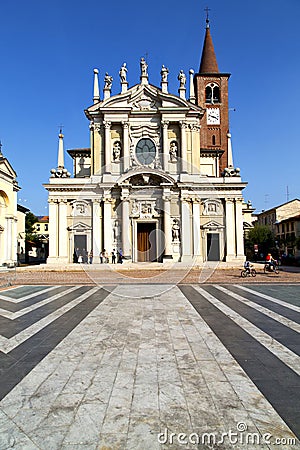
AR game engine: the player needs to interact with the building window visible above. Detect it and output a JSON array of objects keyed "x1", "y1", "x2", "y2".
[
  {"x1": 205, "y1": 83, "x2": 220, "y2": 104},
  {"x1": 44, "y1": 224, "x2": 48, "y2": 231},
  {"x1": 135, "y1": 138, "x2": 156, "y2": 165},
  {"x1": 36, "y1": 224, "x2": 40, "y2": 231},
  {"x1": 212, "y1": 135, "x2": 216, "y2": 145}
]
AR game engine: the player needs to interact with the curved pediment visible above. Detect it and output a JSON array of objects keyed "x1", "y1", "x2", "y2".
[
  {"x1": 86, "y1": 83, "x2": 204, "y2": 114},
  {"x1": 117, "y1": 166, "x2": 175, "y2": 186}
]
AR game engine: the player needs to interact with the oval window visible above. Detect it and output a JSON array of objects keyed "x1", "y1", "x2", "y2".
[{"x1": 135, "y1": 138, "x2": 156, "y2": 165}]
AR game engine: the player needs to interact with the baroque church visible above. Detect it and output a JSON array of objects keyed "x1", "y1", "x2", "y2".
[{"x1": 44, "y1": 18, "x2": 246, "y2": 265}]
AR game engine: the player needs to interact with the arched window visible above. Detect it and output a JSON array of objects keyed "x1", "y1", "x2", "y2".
[
  {"x1": 205, "y1": 83, "x2": 220, "y2": 104},
  {"x1": 212, "y1": 135, "x2": 216, "y2": 145},
  {"x1": 205, "y1": 86, "x2": 212, "y2": 103}
]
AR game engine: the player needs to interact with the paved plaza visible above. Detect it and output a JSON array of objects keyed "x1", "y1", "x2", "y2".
[{"x1": 0, "y1": 281, "x2": 299, "y2": 449}]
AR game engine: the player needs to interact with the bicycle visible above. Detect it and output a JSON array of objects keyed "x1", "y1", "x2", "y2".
[
  {"x1": 264, "y1": 261, "x2": 279, "y2": 274},
  {"x1": 241, "y1": 266, "x2": 256, "y2": 278}
]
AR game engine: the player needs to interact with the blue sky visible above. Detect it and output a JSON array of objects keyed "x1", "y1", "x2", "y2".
[{"x1": 0, "y1": 0, "x2": 299, "y2": 215}]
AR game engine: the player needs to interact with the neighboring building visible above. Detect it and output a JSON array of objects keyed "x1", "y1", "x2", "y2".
[
  {"x1": 0, "y1": 144, "x2": 20, "y2": 266},
  {"x1": 17, "y1": 204, "x2": 29, "y2": 263},
  {"x1": 256, "y1": 199, "x2": 300, "y2": 259},
  {"x1": 242, "y1": 200, "x2": 257, "y2": 238},
  {"x1": 44, "y1": 17, "x2": 247, "y2": 265},
  {"x1": 33, "y1": 215, "x2": 49, "y2": 261}
]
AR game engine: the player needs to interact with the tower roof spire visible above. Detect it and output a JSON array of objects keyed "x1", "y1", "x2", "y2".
[{"x1": 199, "y1": 12, "x2": 219, "y2": 74}]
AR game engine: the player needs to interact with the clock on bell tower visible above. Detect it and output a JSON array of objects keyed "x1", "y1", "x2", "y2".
[{"x1": 194, "y1": 15, "x2": 231, "y2": 175}]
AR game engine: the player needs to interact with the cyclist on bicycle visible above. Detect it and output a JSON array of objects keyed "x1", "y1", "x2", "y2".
[
  {"x1": 266, "y1": 253, "x2": 276, "y2": 270},
  {"x1": 244, "y1": 260, "x2": 252, "y2": 275}
]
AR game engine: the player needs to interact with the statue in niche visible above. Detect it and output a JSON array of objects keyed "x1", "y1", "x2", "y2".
[
  {"x1": 160, "y1": 65, "x2": 169, "y2": 82},
  {"x1": 169, "y1": 141, "x2": 178, "y2": 162},
  {"x1": 104, "y1": 72, "x2": 113, "y2": 89},
  {"x1": 112, "y1": 141, "x2": 121, "y2": 161},
  {"x1": 119, "y1": 63, "x2": 127, "y2": 82},
  {"x1": 140, "y1": 57, "x2": 148, "y2": 76},
  {"x1": 113, "y1": 220, "x2": 119, "y2": 241},
  {"x1": 172, "y1": 219, "x2": 180, "y2": 241},
  {"x1": 178, "y1": 70, "x2": 186, "y2": 88}
]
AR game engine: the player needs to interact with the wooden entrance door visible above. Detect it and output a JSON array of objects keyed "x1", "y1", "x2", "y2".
[{"x1": 137, "y1": 223, "x2": 156, "y2": 262}]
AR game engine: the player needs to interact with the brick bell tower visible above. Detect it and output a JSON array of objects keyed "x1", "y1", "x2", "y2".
[{"x1": 194, "y1": 15, "x2": 230, "y2": 175}]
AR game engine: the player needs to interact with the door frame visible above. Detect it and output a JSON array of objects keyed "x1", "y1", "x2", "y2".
[{"x1": 132, "y1": 219, "x2": 159, "y2": 263}]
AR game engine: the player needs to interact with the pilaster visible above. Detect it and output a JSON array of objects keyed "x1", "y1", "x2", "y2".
[
  {"x1": 192, "y1": 198, "x2": 202, "y2": 261},
  {"x1": 103, "y1": 196, "x2": 113, "y2": 253},
  {"x1": 225, "y1": 198, "x2": 236, "y2": 261},
  {"x1": 163, "y1": 189, "x2": 172, "y2": 260},
  {"x1": 58, "y1": 199, "x2": 68, "y2": 263},
  {"x1": 122, "y1": 121, "x2": 130, "y2": 172},
  {"x1": 92, "y1": 199, "x2": 102, "y2": 263},
  {"x1": 121, "y1": 188, "x2": 131, "y2": 258},
  {"x1": 47, "y1": 199, "x2": 59, "y2": 263},
  {"x1": 235, "y1": 197, "x2": 245, "y2": 259},
  {"x1": 180, "y1": 121, "x2": 188, "y2": 173},
  {"x1": 103, "y1": 120, "x2": 111, "y2": 173},
  {"x1": 180, "y1": 195, "x2": 192, "y2": 261},
  {"x1": 162, "y1": 120, "x2": 169, "y2": 171}
]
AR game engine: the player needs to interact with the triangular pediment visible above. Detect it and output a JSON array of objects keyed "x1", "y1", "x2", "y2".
[
  {"x1": 67, "y1": 222, "x2": 92, "y2": 232},
  {"x1": 201, "y1": 220, "x2": 224, "y2": 230},
  {"x1": 0, "y1": 157, "x2": 17, "y2": 180}
]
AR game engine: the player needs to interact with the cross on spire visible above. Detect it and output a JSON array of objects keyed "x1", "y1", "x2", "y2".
[{"x1": 204, "y1": 6, "x2": 210, "y2": 28}]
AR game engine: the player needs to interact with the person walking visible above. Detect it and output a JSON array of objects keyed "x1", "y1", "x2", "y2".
[
  {"x1": 117, "y1": 248, "x2": 123, "y2": 264},
  {"x1": 88, "y1": 250, "x2": 93, "y2": 264},
  {"x1": 111, "y1": 249, "x2": 116, "y2": 264}
]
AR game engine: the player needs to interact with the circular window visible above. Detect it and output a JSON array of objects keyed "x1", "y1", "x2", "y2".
[{"x1": 135, "y1": 138, "x2": 156, "y2": 165}]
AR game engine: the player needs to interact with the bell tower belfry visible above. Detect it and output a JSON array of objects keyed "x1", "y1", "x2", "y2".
[{"x1": 194, "y1": 15, "x2": 230, "y2": 175}]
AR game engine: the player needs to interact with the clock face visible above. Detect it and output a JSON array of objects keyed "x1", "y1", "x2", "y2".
[{"x1": 207, "y1": 107, "x2": 220, "y2": 125}]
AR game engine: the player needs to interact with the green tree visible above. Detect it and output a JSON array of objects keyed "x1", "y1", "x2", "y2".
[
  {"x1": 25, "y1": 212, "x2": 39, "y2": 242},
  {"x1": 245, "y1": 225, "x2": 276, "y2": 259}
]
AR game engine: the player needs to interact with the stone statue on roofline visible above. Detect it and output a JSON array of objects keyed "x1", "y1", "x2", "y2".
[
  {"x1": 178, "y1": 69, "x2": 186, "y2": 88},
  {"x1": 160, "y1": 65, "x2": 169, "y2": 82},
  {"x1": 119, "y1": 63, "x2": 127, "y2": 83},
  {"x1": 104, "y1": 72, "x2": 113, "y2": 89}
]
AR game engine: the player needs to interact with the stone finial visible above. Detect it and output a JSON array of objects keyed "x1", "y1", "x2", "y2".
[
  {"x1": 93, "y1": 68, "x2": 100, "y2": 104},
  {"x1": 221, "y1": 132, "x2": 240, "y2": 177},
  {"x1": 189, "y1": 69, "x2": 195, "y2": 103},
  {"x1": 50, "y1": 130, "x2": 71, "y2": 178}
]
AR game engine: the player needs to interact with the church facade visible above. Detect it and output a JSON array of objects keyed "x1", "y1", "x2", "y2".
[
  {"x1": 44, "y1": 20, "x2": 246, "y2": 265},
  {"x1": 0, "y1": 145, "x2": 20, "y2": 266}
]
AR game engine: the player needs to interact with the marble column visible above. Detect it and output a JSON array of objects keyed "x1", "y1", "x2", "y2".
[
  {"x1": 235, "y1": 197, "x2": 245, "y2": 259},
  {"x1": 58, "y1": 200, "x2": 68, "y2": 262},
  {"x1": 180, "y1": 196, "x2": 192, "y2": 261},
  {"x1": 48, "y1": 199, "x2": 58, "y2": 262},
  {"x1": 92, "y1": 199, "x2": 102, "y2": 263},
  {"x1": 121, "y1": 193, "x2": 131, "y2": 258},
  {"x1": 122, "y1": 121, "x2": 129, "y2": 171},
  {"x1": 192, "y1": 199, "x2": 202, "y2": 261},
  {"x1": 180, "y1": 121, "x2": 188, "y2": 173},
  {"x1": 162, "y1": 120, "x2": 169, "y2": 171},
  {"x1": 5, "y1": 217, "x2": 13, "y2": 261},
  {"x1": 163, "y1": 191, "x2": 172, "y2": 259},
  {"x1": 103, "y1": 120, "x2": 111, "y2": 173},
  {"x1": 225, "y1": 198, "x2": 236, "y2": 261},
  {"x1": 103, "y1": 197, "x2": 112, "y2": 253}
]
